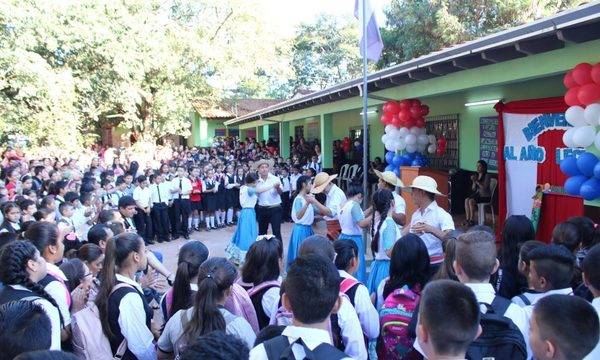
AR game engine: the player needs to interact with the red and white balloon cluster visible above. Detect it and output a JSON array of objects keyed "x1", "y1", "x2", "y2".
[
  {"x1": 562, "y1": 62, "x2": 600, "y2": 149},
  {"x1": 380, "y1": 99, "x2": 444, "y2": 155}
]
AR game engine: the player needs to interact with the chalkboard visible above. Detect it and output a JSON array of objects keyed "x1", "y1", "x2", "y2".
[{"x1": 480, "y1": 116, "x2": 498, "y2": 170}]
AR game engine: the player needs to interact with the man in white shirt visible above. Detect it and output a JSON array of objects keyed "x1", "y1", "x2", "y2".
[
  {"x1": 170, "y1": 165, "x2": 192, "y2": 240},
  {"x1": 133, "y1": 175, "x2": 153, "y2": 245},
  {"x1": 403, "y1": 176, "x2": 454, "y2": 270},
  {"x1": 255, "y1": 159, "x2": 283, "y2": 241},
  {"x1": 150, "y1": 173, "x2": 171, "y2": 243},
  {"x1": 309, "y1": 172, "x2": 347, "y2": 240}
]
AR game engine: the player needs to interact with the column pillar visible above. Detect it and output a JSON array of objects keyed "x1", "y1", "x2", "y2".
[
  {"x1": 320, "y1": 113, "x2": 333, "y2": 170},
  {"x1": 280, "y1": 122, "x2": 290, "y2": 159}
]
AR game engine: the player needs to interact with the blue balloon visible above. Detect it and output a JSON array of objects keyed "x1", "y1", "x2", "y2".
[
  {"x1": 560, "y1": 156, "x2": 581, "y2": 176},
  {"x1": 404, "y1": 152, "x2": 416, "y2": 163},
  {"x1": 411, "y1": 159, "x2": 422, "y2": 167},
  {"x1": 580, "y1": 177, "x2": 600, "y2": 200},
  {"x1": 385, "y1": 165, "x2": 395, "y2": 172},
  {"x1": 594, "y1": 162, "x2": 600, "y2": 179},
  {"x1": 422, "y1": 157, "x2": 430, "y2": 167},
  {"x1": 565, "y1": 175, "x2": 588, "y2": 196},
  {"x1": 393, "y1": 168, "x2": 401, "y2": 177},
  {"x1": 385, "y1": 151, "x2": 395, "y2": 165},
  {"x1": 577, "y1": 152, "x2": 599, "y2": 177},
  {"x1": 393, "y1": 154, "x2": 404, "y2": 166}
]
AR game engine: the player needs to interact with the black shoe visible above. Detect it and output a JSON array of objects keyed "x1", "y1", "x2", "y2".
[
  {"x1": 146, "y1": 239, "x2": 156, "y2": 245},
  {"x1": 157, "y1": 238, "x2": 164, "y2": 243},
  {"x1": 172, "y1": 235, "x2": 180, "y2": 240},
  {"x1": 183, "y1": 234, "x2": 190, "y2": 240},
  {"x1": 194, "y1": 226, "x2": 200, "y2": 231},
  {"x1": 205, "y1": 227, "x2": 211, "y2": 232}
]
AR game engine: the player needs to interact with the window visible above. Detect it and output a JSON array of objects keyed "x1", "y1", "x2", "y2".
[{"x1": 425, "y1": 114, "x2": 459, "y2": 169}]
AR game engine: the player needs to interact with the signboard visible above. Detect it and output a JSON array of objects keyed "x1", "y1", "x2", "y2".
[
  {"x1": 480, "y1": 116, "x2": 498, "y2": 170},
  {"x1": 215, "y1": 128, "x2": 226, "y2": 137}
]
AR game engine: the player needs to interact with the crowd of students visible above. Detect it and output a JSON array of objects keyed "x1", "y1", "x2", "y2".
[{"x1": 0, "y1": 143, "x2": 599, "y2": 360}]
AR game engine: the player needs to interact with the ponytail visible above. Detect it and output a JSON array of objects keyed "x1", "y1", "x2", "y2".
[
  {"x1": 334, "y1": 239, "x2": 358, "y2": 271},
  {"x1": 370, "y1": 189, "x2": 394, "y2": 255},
  {"x1": 170, "y1": 241, "x2": 209, "y2": 316},
  {"x1": 183, "y1": 258, "x2": 236, "y2": 344}
]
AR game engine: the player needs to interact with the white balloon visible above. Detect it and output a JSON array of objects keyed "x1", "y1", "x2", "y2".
[
  {"x1": 428, "y1": 144, "x2": 437, "y2": 154},
  {"x1": 406, "y1": 143, "x2": 417, "y2": 153},
  {"x1": 418, "y1": 127, "x2": 427, "y2": 136},
  {"x1": 428, "y1": 134, "x2": 436, "y2": 144},
  {"x1": 381, "y1": 134, "x2": 388, "y2": 144},
  {"x1": 405, "y1": 134, "x2": 417, "y2": 146},
  {"x1": 565, "y1": 106, "x2": 586, "y2": 127},
  {"x1": 584, "y1": 103, "x2": 600, "y2": 126},
  {"x1": 397, "y1": 138, "x2": 406, "y2": 151},
  {"x1": 417, "y1": 134, "x2": 429, "y2": 145},
  {"x1": 385, "y1": 140, "x2": 395, "y2": 151},
  {"x1": 398, "y1": 127, "x2": 410, "y2": 137},
  {"x1": 410, "y1": 127, "x2": 420, "y2": 135},
  {"x1": 573, "y1": 126, "x2": 596, "y2": 148},
  {"x1": 562, "y1": 127, "x2": 577, "y2": 148},
  {"x1": 595, "y1": 131, "x2": 600, "y2": 151},
  {"x1": 385, "y1": 124, "x2": 396, "y2": 134},
  {"x1": 387, "y1": 128, "x2": 398, "y2": 139},
  {"x1": 417, "y1": 143, "x2": 427, "y2": 153}
]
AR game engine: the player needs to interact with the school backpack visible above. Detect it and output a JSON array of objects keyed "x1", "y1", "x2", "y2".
[
  {"x1": 339, "y1": 278, "x2": 360, "y2": 306},
  {"x1": 263, "y1": 335, "x2": 348, "y2": 360},
  {"x1": 466, "y1": 296, "x2": 527, "y2": 360},
  {"x1": 377, "y1": 285, "x2": 421, "y2": 360},
  {"x1": 225, "y1": 283, "x2": 260, "y2": 334},
  {"x1": 71, "y1": 283, "x2": 131, "y2": 360},
  {"x1": 247, "y1": 280, "x2": 281, "y2": 329}
]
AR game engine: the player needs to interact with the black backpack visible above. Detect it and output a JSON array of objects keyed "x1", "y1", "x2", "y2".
[
  {"x1": 466, "y1": 296, "x2": 527, "y2": 360},
  {"x1": 263, "y1": 335, "x2": 347, "y2": 360}
]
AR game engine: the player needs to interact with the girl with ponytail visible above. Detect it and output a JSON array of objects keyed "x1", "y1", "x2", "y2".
[
  {"x1": 0, "y1": 240, "x2": 62, "y2": 349},
  {"x1": 157, "y1": 257, "x2": 255, "y2": 358},
  {"x1": 366, "y1": 189, "x2": 397, "y2": 296},
  {"x1": 159, "y1": 240, "x2": 209, "y2": 322},
  {"x1": 95, "y1": 232, "x2": 156, "y2": 360}
]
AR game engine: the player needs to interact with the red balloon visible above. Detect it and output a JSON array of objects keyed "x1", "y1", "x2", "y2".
[
  {"x1": 437, "y1": 138, "x2": 447, "y2": 146},
  {"x1": 391, "y1": 115, "x2": 402, "y2": 127},
  {"x1": 563, "y1": 71, "x2": 577, "y2": 89},
  {"x1": 573, "y1": 63, "x2": 593, "y2": 86},
  {"x1": 389, "y1": 101, "x2": 401, "y2": 114},
  {"x1": 405, "y1": 118, "x2": 416, "y2": 128},
  {"x1": 564, "y1": 87, "x2": 581, "y2": 107},
  {"x1": 410, "y1": 106, "x2": 421, "y2": 119},
  {"x1": 578, "y1": 83, "x2": 600, "y2": 105},
  {"x1": 398, "y1": 110, "x2": 411, "y2": 123},
  {"x1": 592, "y1": 63, "x2": 600, "y2": 85},
  {"x1": 436, "y1": 147, "x2": 445, "y2": 156},
  {"x1": 382, "y1": 101, "x2": 393, "y2": 113},
  {"x1": 416, "y1": 119, "x2": 426, "y2": 128},
  {"x1": 420, "y1": 104, "x2": 430, "y2": 116},
  {"x1": 343, "y1": 145, "x2": 351, "y2": 152},
  {"x1": 410, "y1": 99, "x2": 421, "y2": 108},
  {"x1": 381, "y1": 112, "x2": 393, "y2": 124},
  {"x1": 399, "y1": 99, "x2": 411, "y2": 110}
]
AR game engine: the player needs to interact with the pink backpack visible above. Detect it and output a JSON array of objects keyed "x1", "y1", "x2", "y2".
[
  {"x1": 224, "y1": 283, "x2": 260, "y2": 333},
  {"x1": 377, "y1": 284, "x2": 422, "y2": 360}
]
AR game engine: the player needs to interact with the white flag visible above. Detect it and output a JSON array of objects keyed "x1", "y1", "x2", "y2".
[{"x1": 354, "y1": 0, "x2": 383, "y2": 62}]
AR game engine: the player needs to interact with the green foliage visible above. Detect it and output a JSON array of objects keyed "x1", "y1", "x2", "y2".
[{"x1": 380, "y1": 0, "x2": 587, "y2": 67}]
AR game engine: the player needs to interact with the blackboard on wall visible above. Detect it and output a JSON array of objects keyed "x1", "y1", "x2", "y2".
[{"x1": 480, "y1": 116, "x2": 498, "y2": 170}]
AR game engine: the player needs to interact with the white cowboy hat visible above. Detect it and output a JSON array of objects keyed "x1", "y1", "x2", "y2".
[
  {"x1": 405, "y1": 175, "x2": 444, "y2": 195},
  {"x1": 374, "y1": 169, "x2": 404, "y2": 188},
  {"x1": 310, "y1": 172, "x2": 338, "y2": 194},
  {"x1": 252, "y1": 158, "x2": 274, "y2": 171}
]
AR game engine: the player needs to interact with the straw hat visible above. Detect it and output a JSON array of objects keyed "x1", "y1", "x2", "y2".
[
  {"x1": 374, "y1": 169, "x2": 404, "y2": 188},
  {"x1": 406, "y1": 175, "x2": 444, "y2": 195},
  {"x1": 252, "y1": 159, "x2": 274, "y2": 171},
  {"x1": 310, "y1": 172, "x2": 338, "y2": 194}
]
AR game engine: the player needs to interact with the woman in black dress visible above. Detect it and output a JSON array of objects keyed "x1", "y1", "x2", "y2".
[{"x1": 463, "y1": 159, "x2": 492, "y2": 226}]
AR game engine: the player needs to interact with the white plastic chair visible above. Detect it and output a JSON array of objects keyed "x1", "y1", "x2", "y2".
[
  {"x1": 337, "y1": 164, "x2": 349, "y2": 188},
  {"x1": 346, "y1": 164, "x2": 359, "y2": 186},
  {"x1": 478, "y1": 178, "x2": 498, "y2": 226}
]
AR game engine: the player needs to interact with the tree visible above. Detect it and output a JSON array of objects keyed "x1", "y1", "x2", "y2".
[
  {"x1": 380, "y1": 0, "x2": 588, "y2": 67},
  {"x1": 288, "y1": 14, "x2": 374, "y2": 92}
]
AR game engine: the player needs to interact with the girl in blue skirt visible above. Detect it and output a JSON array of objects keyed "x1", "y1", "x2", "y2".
[
  {"x1": 226, "y1": 173, "x2": 259, "y2": 265},
  {"x1": 338, "y1": 183, "x2": 371, "y2": 283},
  {"x1": 366, "y1": 189, "x2": 399, "y2": 296},
  {"x1": 287, "y1": 175, "x2": 317, "y2": 267}
]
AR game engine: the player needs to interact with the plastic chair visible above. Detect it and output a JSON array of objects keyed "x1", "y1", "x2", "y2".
[
  {"x1": 346, "y1": 164, "x2": 359, "y2": 186},
  {"x1": 478, "y1": 178, "x2": 498, "y2": 226},
  {"x1": 337, "y1": 164, "x2": 349, "y2": 188}
]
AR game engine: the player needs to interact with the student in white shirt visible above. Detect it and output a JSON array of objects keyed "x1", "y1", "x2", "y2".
[
  {"x1": 403, "y1": 176, "x2": 455, "y2": 273},
  {"x1": 510, "y1": 240, "x2": 546, "y2": 307},
  {"x1": 373, "y1": 170, "x2": 407, "y2": 228},
  {"x1": 158, "y1": 257, "x2": 256, "y2": 359},
  {"x1": 96, "y1": 232, "x2": 156, "y2": 360},
  {"x1": 171, "y1": 166, "x2": 193, "y2": 240},
  {"x1": 338, "y1": 184, "x2": 371, "y2": 283},
  {"x1": 583, "y1": 244, "x2": 600, "y2": 360},
  {"x1": 309, "y1": 172, "x2": 347, "y2": 241},
  {"x1": 226, "y1": 173, "x2": 259, "y2": 265},
  {"x1": 149, "y1": 173, "x2": 171, "y2": 243},
  {"x1": 0, "y1": 240, "x2": 62, "y2": 350},
  {"x1": 133, "y1": 175, "x2": 153, "y2": 245},
  {"x1": 110, "y1": 178, "x2": 128, "y2": 209},
  {"x1": 279, "y1": 167, "x2": 292, "y2": 222},
  {"x1": 255, "y1": 159, "x2": 283, "y2": 241}
]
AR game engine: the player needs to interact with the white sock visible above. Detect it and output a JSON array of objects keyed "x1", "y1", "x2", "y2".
[
  {"x1": 188, "y1": 218, "x2": 193, "y2": 229},
  {"x1": 220, "y1": 211, "x2": 225, "y2": 224},
  {"x1": 205, "y1": 217, "x2": 210, "y2": 228},
  {"x1": 236, "y1": 210, "x2": 240, "y2": 220},
  {"x1": 193, "y1": 217, "x2": 199, "y2": 228},
  {"x1": 210, "y1": 216, "x2": 215, "y2": 228},
  {"x1": 215, "y1": 211, "x2": 221, "y2": 225},
  {"x1": 227, "y1": 209, "x2": 233, "y2": 223}
]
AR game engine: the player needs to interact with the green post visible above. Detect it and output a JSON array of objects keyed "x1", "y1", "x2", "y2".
[
  {"x1": 262, "y1": 125, "x2": 270, "y2": 142},
  {"x1": 320, "y1": 113, "x2": 333, "y2": 170},
  {"x1": 280, "y1": 122, "x2": 290, "y2": 159}
]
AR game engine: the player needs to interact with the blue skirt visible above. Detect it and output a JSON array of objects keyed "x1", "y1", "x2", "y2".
[
  {"x1": 225, "y1": 208, "x2": 258, "y2": 265},
  {"x1": 366, "y1": 259, "x2": 390, "y2": 296},
  {"x1": 338, "y1": 233, "x2": 366, "y2": 284},
  {"x1": 287, "y1": 224, "x2": 314, "y2": 268}
]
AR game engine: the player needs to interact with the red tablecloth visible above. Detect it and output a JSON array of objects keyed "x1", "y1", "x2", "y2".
[{"x1": 536, "y1": 192, "x2": 584, "y2": 243}]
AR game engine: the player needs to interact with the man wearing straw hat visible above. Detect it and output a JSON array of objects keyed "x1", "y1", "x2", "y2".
[
  {"x1": 402, "y1": 175, "x2": 455, "y2": 275},
  {"x1": 254, "y1": 158, "x2": 284, "y2": 241},
  {"x1": 373, "y1": 169, "x2": 407, "y2": 228},
  {"x1": 309, "y1": 172, "x2": 347, "y2": 240}
]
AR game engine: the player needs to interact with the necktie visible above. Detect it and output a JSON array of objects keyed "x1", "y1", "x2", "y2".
[
  {"x1": 157, "y1": 184, "x2": 162, "y2": 203},
  {"x1": 179, "y1": 178, "x2": 182, "y2": 200}
]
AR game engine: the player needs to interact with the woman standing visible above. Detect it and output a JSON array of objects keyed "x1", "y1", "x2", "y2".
[
  {"x1": 286, "y1": 176, "x2": 316, "y2": 267},
  {"x1": 338, "y1": 184, "x2": 371, "y2": 283},
  {"x1": 463, "y1": 160, "x2": 492, "y2": 226},
  {"x1": 226, "y1": 173, "x2": 259, "y2": 265}
]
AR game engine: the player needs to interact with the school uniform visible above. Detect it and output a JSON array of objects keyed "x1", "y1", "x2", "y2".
[
  {"x1": 110, "y1": 190, "x2": 125, "y2": 209},
  {"x1": 232, "y1": 175, "x2": 243, "y2": 209},
  {"x1": 584, "y1": 297, "x2": 600, "y2": 360},
  {"x1": 107, "y1": 274, "x2": 156, "y2": 360},
  {"x1": 250, "y1": 326, "x2": 346, "y2": 360},
  {"x1": 171, "y1": 176, "x2": 192, "y2": 238},
  {"x1": 40, "y1": 262, "x2": 72, "y2": 337},
  {"x1": 256, "y1": 173, "x2": 283, "y2": 241},
  {"x1": 226, "y1": 185, "x2": 258, "y2": 265},
  {"x1": 407, "y1": 200, "x2": 454, "y2": 267},
  {"x1": 289, "y1": 173, "x2": 301, "y2": 194},
  {"x1": 122, "y1": 215, "x2": 137, "y2": 232},
  {"x1": 287, "y1": 195, "x2": 316, "y2": 267},
  {"x1": 280, "y1": 174, "x2": 292, "y2": 222},
  {"x1": 150, "y1": 182, "x2": 170, "y2": 242},
  {"x1": 339, "y1": 270, "x2": 379, "y2": 340},
  {"x1": 225, "y1": 173, "x2": 237, "y2": 209},
  {"x1": 0, "y1": 221, "x2": 20, "y2": 235},
  {"x1": 324, "y1": 184, "x2": 347, "y2": 241},
  {"x1": 203, "y1": 177, "x2": 217, "y2": 212},
  {"x1": 338, "y1": 200, "x2": 367, "y2": 283},
  {"x1": 190, "y1": 177, "x2": 203, "y2": 213},
  {"x1": 215, "y1": 173, "x2": 226, "y2": 211},
  {"x1": 366, "y1": 216, "x2": 400, "y2": 296},
  {"x1": 133, "y1": 186, "x2": 153, "y2": 243}
]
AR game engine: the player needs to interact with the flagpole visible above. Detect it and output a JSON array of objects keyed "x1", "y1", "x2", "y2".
[{"x1": 361, "y1": 0, "x2": 369, "y2": 208}]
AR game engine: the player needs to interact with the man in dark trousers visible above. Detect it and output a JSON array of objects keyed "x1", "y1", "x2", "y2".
[
  {"x1": 170, "y1": 165, "x2": 192, "y2": 240},
  {"x1": 150, "y1": 173, "x2": 171, "y2": 243},
  {"x1": 255, "y1": 159, "x2": 283, "y2": 241}
]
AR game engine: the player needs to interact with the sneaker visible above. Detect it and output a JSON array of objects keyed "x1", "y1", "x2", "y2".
[{"x1": 194, "y1": 226, "x2": 200, "y2": 231}]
